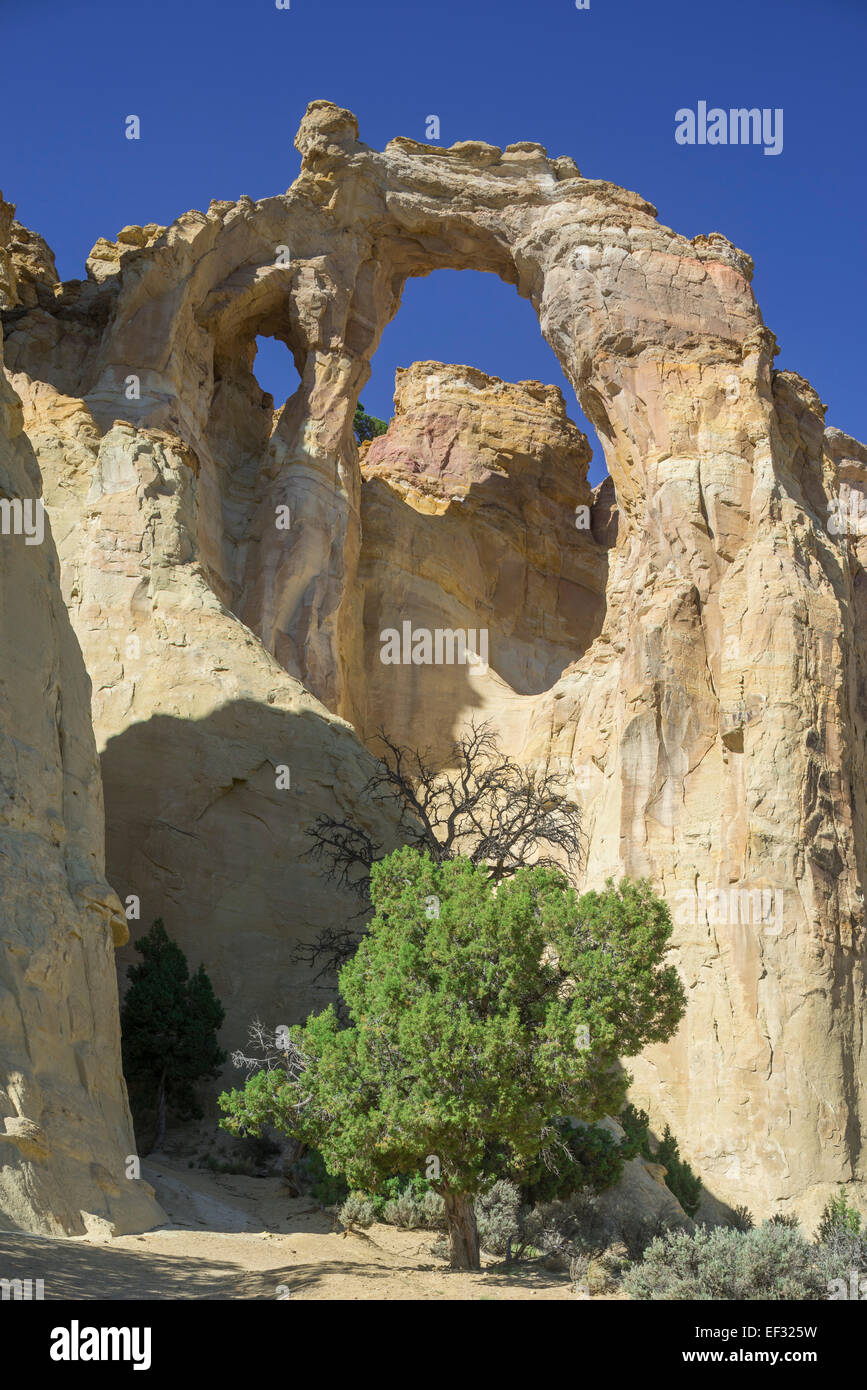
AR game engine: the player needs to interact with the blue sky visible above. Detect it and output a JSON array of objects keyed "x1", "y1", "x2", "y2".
[{"x1": 4, "y1": 0, "x2": 864, "y2": 486}]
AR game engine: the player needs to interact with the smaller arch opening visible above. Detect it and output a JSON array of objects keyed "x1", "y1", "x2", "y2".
[{"x1": 252, "y1": 334, "x2": 302, "y2": 411}]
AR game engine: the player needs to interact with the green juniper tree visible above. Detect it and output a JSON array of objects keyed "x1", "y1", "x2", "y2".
[
  {"x1": 220, "y1": 848, "x2": 685, "y2": 1269},
  {"x1": 353, "y1": 402, "x2": 389, "y2": 443},
  {"x1": 121, "y1": 919, "x2": 226, "y2": 1152}
]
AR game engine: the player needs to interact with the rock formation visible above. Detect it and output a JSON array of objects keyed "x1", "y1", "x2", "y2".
[
  {"x1": 4, "y1": 341, "x2": 403, "y2": 1062},
  {"x1": 2, "y1": 100, "x2": 866, "y2": 1227},
  {"x1": 356, "y1": 361, "x2": 610, "y2": 754},
  {"x1": 0, "y1": 196, "x2": 163, "y2": 1235}
]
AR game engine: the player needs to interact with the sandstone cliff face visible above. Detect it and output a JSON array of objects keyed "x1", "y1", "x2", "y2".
[
  {"x1": 0, "y1": 197, "x2": 163, "y2": 1235},
  {"x1": 2, "y1": 102, "x2": 866, "y2": 1225},
  {"x1": 356, "y1": 362, "x2": 609, "y2": 753},
  {"x1": 354, "y1": 356, "x2": 867, "y2": 1225},
  {"x1": 5, "y1": 392, "x2": 403, "y2": 1059},
  {"x1": 522, "y1": 368, "x2": 867, "y2": 1224}
]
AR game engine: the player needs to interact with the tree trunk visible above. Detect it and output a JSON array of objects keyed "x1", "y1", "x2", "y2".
[
  {"x1": 152, "y1": 1070, "x2": 167, "y2": 1153},
  {"x1": 443, "y1": 1190, "x2": 481, "y2": 1270}
]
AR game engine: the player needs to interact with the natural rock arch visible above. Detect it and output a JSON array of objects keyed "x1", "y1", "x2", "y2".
[
  {"x1": 8, "y1": 100, "x2": 763, "y2": 712},
  {"x1": 3, "y1": 101, "x2": 865, "y2": 1224}
]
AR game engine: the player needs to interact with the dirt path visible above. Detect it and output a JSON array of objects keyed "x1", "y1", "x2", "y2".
[{"x1": 0, "y1": 1158, "x2": 585, "y2": 1300}]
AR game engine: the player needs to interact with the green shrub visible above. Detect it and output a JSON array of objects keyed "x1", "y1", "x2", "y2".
[
  {"x1": 816, "y1": 1187, "x2": 862, "y2": 1244},
  {"x1": 322, "y1": 1171, "x2": 447, "y2": 1230},
  {"x1": 654, "y1": 1127, "x2": 702, "y2": 1217},
  {"x1": 296, "y1": 1157, "x2": 447, "y2": 1224},
  {"x1": 369, "y1": 1171, "x2": 430, "y2": 1216},
  {"x1": 519, "y1": 1120, "x2": 626, "y2": 1203},
  {"x1": 619, "y1": 1106, "x2": 702, "y2": 1217},
  {"x1": 338, "y1": 1192, "x2": 377, "y2": 1228},
  {"x1": 518, "y1": 1190, "x2": 600, "y2": 1264},
  {"x1": 299, "y1": 1147, "x2": 349, "y2": 1207},
  {"x1": 768, "y1": 1212, "x2": 800, "y2": 1229},
  {"x1": 122, "y1": 919, "x2": 226, "y2": 1150},
  {"x1": 418, "y1": 1188, "x2": 447, "y2": 1228},
  {"x1": 813, "y1": 1225, "x2": 867, "y2": 1291},
  {"x1": 381, "y1": 1185, "x2": 445, "y2": 1230},
  {"x1": 619, "y1": 1103, "x2": 651, "y2": 1160},
  {"x1": 729, "y1": 1204, "x2": 755, "y2": 1233},
  {"x1": 475, "y1": 1180, "x2": 523, "y2": 1255},
  {"x1": 625, "y1": 1223, "x2": 826, "y2": 1301}
]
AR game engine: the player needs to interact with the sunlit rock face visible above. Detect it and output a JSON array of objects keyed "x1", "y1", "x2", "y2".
[
  {"x1": 2, "y1": 101, "x2": 866, "y2": 1226},
  {"x1": 0, "y1": 195, "x2": 164, "y2": 1235},
  {"x1": 355, "y1": 361, "x2": 610, "y2": 756}
]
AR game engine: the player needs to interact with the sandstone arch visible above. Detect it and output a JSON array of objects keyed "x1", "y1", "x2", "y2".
[
  {"x1": 2, "y1": 101, "x2": 865, "y2": 1223},
  {"x1": 6, "y1": 100, "x2": 761, "y2": 713}
]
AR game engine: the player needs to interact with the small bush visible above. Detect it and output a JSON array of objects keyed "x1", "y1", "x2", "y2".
[
  {"x1": 369, "y1": 1172, "x2": 443, "y2": 1228},
  {"x1": 518, "y1": 1190, "x2": 600, "y2": 1265},
  {"x1": 475, "y1": 1180, "x2": 523, "y2": 1256},
  {"x1": 298, "y1": 1147, "x2": 349, "y2": 1207},
  {"x1": 729, "y1": 1204, "x2": 755, "y2": 1233},
  {"x1": 200, "y1": 1154, "x2": 256, "y2": 1176},
  {"x1": 619, "y1": 1213, "x2": 675, "y2": 1265},
  {"x1": 419, "y1": 1188, "x2": 447, "y2": 1229},
  {"x1": 816, "y1": 1188, "x2": 862, "y2": 1244},
  {"x1": 768, "y1": 1212, "x2": 800, "y2": 1229},
  {"x1": 520, "y1": 1120, "x2": 626, "y2": 1203},
  {"x1": 371, "y1": 1172, "x2": 429, "y2": 1215},
  {"x1": 619, "y1": 1103, "x2": 651, "y2": 1160},
  {"x1": 381, "y1": 1186, "x2": 445, "y2": 1230},
  {"x1": 625, "y1": 1223, "x2": 826, "y2": 1301},
  {"x1": 569, "y1": 1251, "x2": 591, "y2": 1292},
  {"x1": 655, "y1": 1126, "x2": 702, "y2": 1217},
  {"x1": 338, "y1": 1192, "x2": 376, "y2": 1228},
  {"x1": 813, "y1": 1224, "x2": 867, "y2": 1291},
  {"x1": 297, "y1": 1159, "x2": 448, "y2": 1224}
]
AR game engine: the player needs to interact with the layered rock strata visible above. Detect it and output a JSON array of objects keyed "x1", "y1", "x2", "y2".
[
  {"x1": 0, "y1": 196, "x2": 163, "y2": 1235},
  {"x1": 356, "y1": 361, "x2": 610, "y2": 755}
]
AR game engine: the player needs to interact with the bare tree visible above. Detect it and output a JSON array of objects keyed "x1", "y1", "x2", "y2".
[
  {"x1": 230, "y1": 1019, "x2": 306, "y2": 1082},
  {"x1": 296, "y1": 719, "x2": 585, "y2": 978},
  {"x1": 228, "y1": 1020, "x2": 310, "y2": 1182}
]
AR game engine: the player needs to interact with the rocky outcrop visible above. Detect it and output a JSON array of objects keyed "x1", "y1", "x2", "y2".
[
  {"x1": 585, "y1": 1117, "x2": 694, "y2": 1250},
  {"x1": 7, "y1": 397, "x2": 402, "y2": 1053},
  {"x1": 356, "y1": 362, "x2": 609, "y2": 753},
  {"x1": 0, "y1": 196, "x2": 163, "y2": 1235},
  {"x1": 2, "y1": 102, "x2": 866, "y2": 1227}
]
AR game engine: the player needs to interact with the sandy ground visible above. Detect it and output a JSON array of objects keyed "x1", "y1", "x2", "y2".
[{"x1": 0, "y1": 1158, "x2": 592, "y2": 1301}]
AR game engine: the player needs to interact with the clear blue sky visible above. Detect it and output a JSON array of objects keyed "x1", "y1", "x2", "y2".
[{"x1": 4, "y1": 0, "x2": 864, "y2": 486}]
